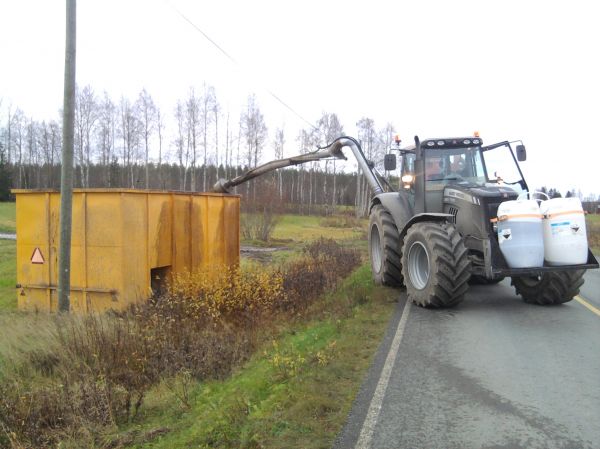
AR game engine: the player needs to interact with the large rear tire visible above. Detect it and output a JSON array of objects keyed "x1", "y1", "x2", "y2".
[
  {"x1": 368, "y1": 205, "x2": 403, "y2": 287},
  {"x1": 401, "y1": 221, "x2": 471, "y2": 308},
  {"x1": 511, "y1": 270, "x2": 585, "y2": 305}
]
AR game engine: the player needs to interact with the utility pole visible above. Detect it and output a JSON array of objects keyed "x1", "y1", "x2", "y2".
[{"x1": 58, "y1": 0, "x2": 76, "y2": 312}]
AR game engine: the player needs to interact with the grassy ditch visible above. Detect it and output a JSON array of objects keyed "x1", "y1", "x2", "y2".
[
  {"x1": 0, "y1": 238, "x2": 397, "y2": 448},
  {"x1": 116, "y1": 264, "x2": 396, "y2": 449}
]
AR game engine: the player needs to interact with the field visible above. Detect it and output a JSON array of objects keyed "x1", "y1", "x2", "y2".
[
  {"x1": 0, "y1": 202, "x2": 16, "y2": 234},
  {"x1": 0, "y1": 202, "x2": 16, "y2": 310},
  {"x1": 587, "y1": 214, "x2": 600, "y2": 253}
]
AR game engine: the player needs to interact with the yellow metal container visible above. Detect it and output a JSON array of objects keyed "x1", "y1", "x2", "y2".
[{"x1": 13, "y1": 189, "x2": 240, "y2": 313}]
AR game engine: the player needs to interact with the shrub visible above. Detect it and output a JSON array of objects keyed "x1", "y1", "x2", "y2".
[
  {"x1": 278, "y1": 238, "x2": 361, "y2": 315},
  {"x1": 241, "y1": 211, "x2": 281, "y2": 242}
]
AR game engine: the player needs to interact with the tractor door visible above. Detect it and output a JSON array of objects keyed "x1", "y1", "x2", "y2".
[{"x1": 481, "y1": 142, "x2": 529, "y2": 193}]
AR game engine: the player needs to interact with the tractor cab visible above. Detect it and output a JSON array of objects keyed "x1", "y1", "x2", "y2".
[
  {"x1": 386, "y1": 136, "x2": 528, "y2": 220},
  {"x1": 387, "y1": 136, "x2": 530, "y2": 213}
]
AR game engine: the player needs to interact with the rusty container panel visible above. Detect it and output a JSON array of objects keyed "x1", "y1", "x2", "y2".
[{"x1": 13, "y1": 189, "x2": 240, "y2": 313}]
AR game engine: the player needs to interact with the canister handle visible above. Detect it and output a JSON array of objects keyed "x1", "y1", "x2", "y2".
[{"x1": 517, "y1": 190, "x2": 550, "y2": 203}]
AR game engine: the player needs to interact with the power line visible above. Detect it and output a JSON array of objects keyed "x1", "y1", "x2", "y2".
[{"x1": 165, "y1": 1, "x2": 320, "y2": 134}]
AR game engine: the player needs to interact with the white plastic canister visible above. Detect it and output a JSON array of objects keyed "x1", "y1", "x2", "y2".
[
  {"x1": 496, "y1": 199, "x2": 544, "y2": 268},
  {"x1": 540, "y1": 197, "x2": 588, "y2": 266}
]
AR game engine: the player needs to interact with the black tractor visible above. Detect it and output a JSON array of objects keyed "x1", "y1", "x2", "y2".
[
  {"x1": 213, "y1": 134, "x2": 598, "y2": 308},
  {"x1": 358, "y1": 134, "x2": 598, "y2": 307}
]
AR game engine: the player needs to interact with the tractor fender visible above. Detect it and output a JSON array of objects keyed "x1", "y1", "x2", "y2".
[
  {"x1": 370, "y1": 192, "x2": 452, "y2": 241},
  {"x1": 370, "y1": 192, "x2": 412, "y2": 235},
  {"x1": 399, "y1": 213, "x2": 454, "y2": 241}
]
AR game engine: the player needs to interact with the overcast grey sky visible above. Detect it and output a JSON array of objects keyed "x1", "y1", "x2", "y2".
[{"x1": 1, "y1": 0, "x2": 599, "y2": 195}]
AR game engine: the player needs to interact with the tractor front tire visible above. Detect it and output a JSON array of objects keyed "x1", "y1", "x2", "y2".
[
  {"x1": 511, "y1": 270, "x2": 585, "y2": 305},
  {"x1": 401, "y1": 221, "x2": 471, "y2": 308},
  {"x1": 368, "y1": 205, "x2": 403, "y2": 287}
]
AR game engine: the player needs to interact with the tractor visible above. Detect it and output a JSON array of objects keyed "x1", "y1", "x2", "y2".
[
  {"x1": 363, "y1": 134, "x2": 598, "y2": 307},
  {"x1": 213, "y1": 135, "x2": 599, "y2": 307}
]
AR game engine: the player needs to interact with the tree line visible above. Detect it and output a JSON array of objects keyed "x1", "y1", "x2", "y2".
[{"x1": 0, "y1": 88, "x2": 398, "y2": 214}]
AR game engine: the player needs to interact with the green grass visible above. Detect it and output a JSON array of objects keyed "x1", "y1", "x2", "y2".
[
  {"x1": 586, "y1": 214, "x2": 600, "y2": 253},
  {"x1": 0, "y1": 202, "x2": 16, "y2": 233},
  {"x1": 272, "y1": 214, "x2": 366, "y2": 245},
  {"x1": 106, "y1": 264, "x2": 396, "y2": 449},
  {"x1": 0, "y1": 240, "x2": 16, "y2": 310}
]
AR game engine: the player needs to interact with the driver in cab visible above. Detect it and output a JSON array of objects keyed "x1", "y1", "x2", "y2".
[{"x1": 426, "y1": 157, "x2": 443, "y2": 180}]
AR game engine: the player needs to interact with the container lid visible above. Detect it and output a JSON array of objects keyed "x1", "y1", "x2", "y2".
[
  {"x1": 539, "y1": 197, "x2": 583, "y2": 215},
  {"x1": 497, "y1": 199, "x2": 542, "y2": 222}
]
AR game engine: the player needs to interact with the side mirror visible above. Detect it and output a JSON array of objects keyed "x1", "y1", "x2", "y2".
[
  {"x1": 516, "y1": 144, "x2": 527, "y2": 161},
  {"x1": 384, "y1": 154, "x2": 396, "y2": 171}
]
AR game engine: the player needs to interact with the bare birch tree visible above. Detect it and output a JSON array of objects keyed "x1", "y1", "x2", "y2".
[
  {"x1": 3, "y1": 104, "x2": 13, "y2": 165},
  {"x1": 241, "y1": 94, "x2": 267, "y2": 201},
  {"x1": 136, "y1": 88, "x2": 157, "y2": 189},
  {"x1": 75, "y1": 85, "x2": 98, "y2": 187},
  {"x1": 25, "y1": 118, "x2": 39, "y2": 187},
  {"x1": 97, "y1": 92, "x2": 116, "y2": 186},
  {"x1": 39, "y1": 120, "x2": 60, "y2": 187},
  {"x1": 118, "y1": 96, "x2": 140, "y2": 188},
  {"x1": 199, "y1": 84, "x2": 216, "y2": 191},
  {"x1": 272, "y1": 127, "x2": 285, "y2": 199},
  {"x1": 212, "y1": 91, "x2": 220, "y2": 181},
  {"x1": 157, "y1": 107, "x2": 165, "y2": 189},
  {"x1": 316, "y1": 112, "x2": 344, "y2": 211},
  {"x1": 184, "y1": 88, "x2": 200, "y2": 191},
  {"x1": 174, "y1": 100, "x2": 189, "y2": 190},
  {"x1": 12, "y1": 109, "x2": 25, "y2": 188}
]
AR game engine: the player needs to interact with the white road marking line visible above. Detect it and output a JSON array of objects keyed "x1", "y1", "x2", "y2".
[{"x1": 355, "y1": 298, "x2": 412, "y2": 449}]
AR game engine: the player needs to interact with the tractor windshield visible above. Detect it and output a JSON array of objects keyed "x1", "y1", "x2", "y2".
[{"x1": 424, "y1": 147, "x2": 487, "y2": 185}]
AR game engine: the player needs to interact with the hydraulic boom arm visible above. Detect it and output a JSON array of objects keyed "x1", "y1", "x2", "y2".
[{"x1": 211, "y1": 136, "x2": 384, "y2": 194}]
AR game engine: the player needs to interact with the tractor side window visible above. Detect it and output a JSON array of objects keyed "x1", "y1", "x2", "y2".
[{"x1": 401, "y1": 153, "x2": 415, "y2": 174}]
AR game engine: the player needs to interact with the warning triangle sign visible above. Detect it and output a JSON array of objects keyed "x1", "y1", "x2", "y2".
[{"x1": 31, "y1": 248, "x2": 45, "y2": 264}]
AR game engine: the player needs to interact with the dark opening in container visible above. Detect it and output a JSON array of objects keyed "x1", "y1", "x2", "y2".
[{"x1": 151, "y1": 266, "x2": 171, "y2": 297}]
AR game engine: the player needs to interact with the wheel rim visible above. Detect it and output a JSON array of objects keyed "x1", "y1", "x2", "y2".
[
  {"x1": 408, "y1": 241, "x2": 430, "y2": 290},
  {"x1": 370, "y1": 224, "x2": 382, "y2": 273}
]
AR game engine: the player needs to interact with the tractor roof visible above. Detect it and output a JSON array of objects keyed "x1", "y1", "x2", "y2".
[{"x1": 420, "y1": 137, "x2": 483, "y2": 149}]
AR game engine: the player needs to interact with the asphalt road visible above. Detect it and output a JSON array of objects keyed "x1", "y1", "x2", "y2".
[{"x1": 336, "y1": 271, "x2": 600, "y2": 449}]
